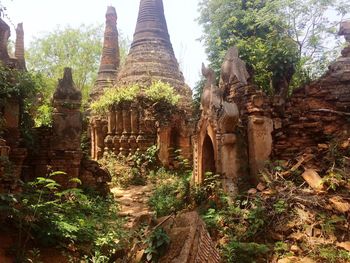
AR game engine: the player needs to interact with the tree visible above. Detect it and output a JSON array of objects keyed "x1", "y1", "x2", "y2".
[
  {"x1": 26, "y1": 24, "x2": 104, "y2": 105},
  {"x1": 198, "y1": 0, "x2": 350, "y2": 96},
  {"x1": 277, "y1": 0, "x2": 350, "y2": 77},
  {"x1": 26, "y1": 24, "x2": 129, "y2": 126}
]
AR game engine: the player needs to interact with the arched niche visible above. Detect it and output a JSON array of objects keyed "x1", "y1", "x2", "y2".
[{"x1": 201, "y1": 133, "x2": 216, "y2": 176}]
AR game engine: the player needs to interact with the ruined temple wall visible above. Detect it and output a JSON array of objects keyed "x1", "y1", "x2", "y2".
[
  {"x1": 273, "y1": 75, "x2": 350, "y2": 161},
  {"x1": 273, "y1": 21, "x2": 350, "y2": 161}
]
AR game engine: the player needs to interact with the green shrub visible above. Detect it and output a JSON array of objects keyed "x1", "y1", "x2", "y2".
[
  {"x1": 34, "y1": 103, "x2": 53, "y2": 127},
  {"x1": 90, "y1": 81, "x2": 179, "y2": 114},
  {"x1": 1, "y1": 172, "x2": 127, "y2": 260},
  {"x1": 90, "y1": 84, "x2": 140, "y2": 114},
  {"x1": 222, "y1": 241, "x2": 269, "y2": 263},
  {"x1": 312, "y1": 245, "x2": 350, "y2": 263},
  {"x1": 148, "y1": 169, "x2": 190, "y2": 217},
  {"x1": 144, "y1": 80, "x2": 180, "y2": 106},
  {"x1": 144, "y1": 227, "x2": 170, "y2": 262}
]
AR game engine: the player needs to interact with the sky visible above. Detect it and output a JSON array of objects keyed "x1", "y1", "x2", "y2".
[{"x1": 2, "y1": 0, "x2": 208, "y2": 89}]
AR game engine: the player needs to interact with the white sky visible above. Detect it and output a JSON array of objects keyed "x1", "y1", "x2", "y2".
[{"x1": 2, "y1": 0, "x2": 208, "y2": 89}]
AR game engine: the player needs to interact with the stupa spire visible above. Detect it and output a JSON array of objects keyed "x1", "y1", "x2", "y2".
[
  {"x1": 117, "y1": 0, "x2": 190, "y2": 95},
  {"x1": 15, "y1": 23, "x2": 26, "y2": 70},
  {"x1": 132, "y1": 0, "x2": 171, "y2": 50},
  {"x1": 91, "y1": 6, "x2": 120, "y2": 100}
]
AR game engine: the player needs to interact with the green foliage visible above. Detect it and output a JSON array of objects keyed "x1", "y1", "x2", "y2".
[
  {"x1": 144, "y1": 80, "x2": 180, "y2": 106},
  {"x1": 91, "y1": 84, "x2": 140, "y2": 114},
  {"x1": 26, "y1": 24, "x2": 103, "y2": 106},
  {"x1": 312, "y1": 245, "x2": 350, "y2": 263},
  {"x1": 34, "y1": 104, "x2": 53, "y2": 127},
  {"x1": 144, "y1": 227, "x2": 170, "y2": 262},
  {"x1": 222, "y1": 241, "x2": 269, "y2": 263},
  {"x1": 148, "y1": 169, "x2": 191, "y2": 217},
  {"x1": 0, "y1": 63, "x2": 48, "y2": 144},
  {"x1": 274, "y1": 241, "x2": 291, "y2": 257},
  {"x1": 0, "y1": 172, "x2": 126, "y2": 260},
  {"x1": 91, "y1": 81, "x2": 180, "y2": 114},
  {"x1": 273, "y1": 199, "x2": 288, "y2": 214},
  {"x1": 198, "y1": 0, "x2": 350, "y2": 95}
]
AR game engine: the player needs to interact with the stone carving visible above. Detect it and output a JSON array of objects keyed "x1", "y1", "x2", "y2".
[
  {"x1": 201, "y1": 63, "x2": 239, "y2": 132},
  {"x1": 194, "y1": 59, "x2": 240, "y2": 197},
  {"x1": 339, "y1": 20, "x2": 350, "y2": 53},
  {"x1": 340, "y1": 20, "x2": 350, "y2": 37},
  {"x1": 220, "y1": 46, "x2": 250, "y2": 87},
  {"x1": 52, "y1": 68, "x2": 82, "y2": 151},
  {"x1": 200, "y1": 63, "x2": 222, "y2": 116},
  {"x1": 53, "y1": 68, "x2": 82, "y2": 103},
  {"x1": 158, "y1": 212, "x2": 221, "y2": 263}
]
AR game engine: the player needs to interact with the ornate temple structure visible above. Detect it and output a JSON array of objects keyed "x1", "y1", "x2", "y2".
[
  {"x1": 193, "y1": 21, "x2": 350, "y2": 195},
  {"x1": 193, "y1": 47, "x2": 273, "y2": 196},
  {"x1": 90, "y1": 0, "x2": 193, "y2": 166},
  {"x1": 0, "y1": 19, "x2": 28, "y2": 192}
]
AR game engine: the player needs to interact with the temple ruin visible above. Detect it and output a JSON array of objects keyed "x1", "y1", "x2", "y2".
[
  {"x1": 0, "y1": 1, "x2": 349, "y2": 262},
  {"x1": 0, "y1": 0, "x2": 348, "y2": 198},
  {"x1": 90, "y1": 0, "x2": 193, "y2": 167},
  {"x1": 0, "y1": 19, "x2": 28, "y2": 192},
  {"x1": 193, "y1": 20, "x2": 350, "y2": 195}
]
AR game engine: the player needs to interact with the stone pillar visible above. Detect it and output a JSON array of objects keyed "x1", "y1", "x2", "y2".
[
  {"x1": 128, "y1": 103, "x2": 139, "y2": 155},
  {"x1": 91, "y1": 120, "x2": 97, "y2": 159},
  {"x1": 113, "y1": 106, "x2": 123, "y2": 155},
  {"x1": 104, "y1": 110, "x2": 116, "y2": 152},
  {"x1": 0, "y1": 138, "x2": 10, "y2": 179},
  {"x1": 136, "y1": 109, "x2": 148, "y2": 152},
  {"x1": 0, "y1": 139, "x2": 10, "y2": 157},
  {"x1": 220, "y1": 133, "x2": 238, "y2": 197},
  {"x1": 50, "y1": 68, "x2": 83, "y2": 187},
  {"x1": 95, "y1": 119, "x2": 105, "y2": 159},
  {"x1": 248, "y1": 116, "x2": 273, "y2": 180},
  {"x1": 119, "y1": 104, "x2": 131, "y2": 156}
]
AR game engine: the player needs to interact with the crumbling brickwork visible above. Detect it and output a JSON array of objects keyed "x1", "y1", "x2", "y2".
[{"x1": 273, "y1": 21, "x2": 350, "y2": 161}]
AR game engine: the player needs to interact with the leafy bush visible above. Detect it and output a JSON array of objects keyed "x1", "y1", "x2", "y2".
[
  {"x1": 222, "y1": 241, "x2": 269, "y2": 263},
  {"x1": 148, "y1": 169, "x2": 190, "y2": 217},
  {"x1": 90, "y1": 84, "x2": 140, "y2": 114},
  {"x1": 312, "y1": 245, "x2": 350, "y2": 263},
  {"x1": 144, "y1": 80, "x2": 180, "y2": 106},
  {"x1": 34, "y1": 104, "x2": 53, "y2": 127},
  {"x1": 144, "y1": 227, "x2": 170, "y2": 262},
  {"x1": 91, "y1": 81, "x2": 180, "y2": 114},
  {"x1": 0, "y1": 172, "x2": 127, "y2": 260}
]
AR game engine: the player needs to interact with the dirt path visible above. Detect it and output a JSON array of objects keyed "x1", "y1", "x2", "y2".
[{"x1": 111, "y1": 184, "x2": 155, "y2": 228}]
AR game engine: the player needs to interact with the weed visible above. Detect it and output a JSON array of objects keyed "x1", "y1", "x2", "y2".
[
  {"x1": 312, "y1": 245, "x2": 350, "y2": 263},
  {"x1": 222, "y1": 241, "x2": 269, "y2": 263},
  {"x1": 144, "y1": 227, "x2": 170, "y2": 262},
  {"x1": 1, "y1": 171, "x2": 126, "y2": 260}
]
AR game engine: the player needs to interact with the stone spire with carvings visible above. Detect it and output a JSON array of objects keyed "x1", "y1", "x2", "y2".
[
  {"x1": 91, "y1": 6, "x2": 120, "y2": 100},
  {"x1": 15, "y1": 23, "x2": 26, "y2": 70},
  {"x1": 117, "y1": 0, "x2": 191, "y2": 98}
]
